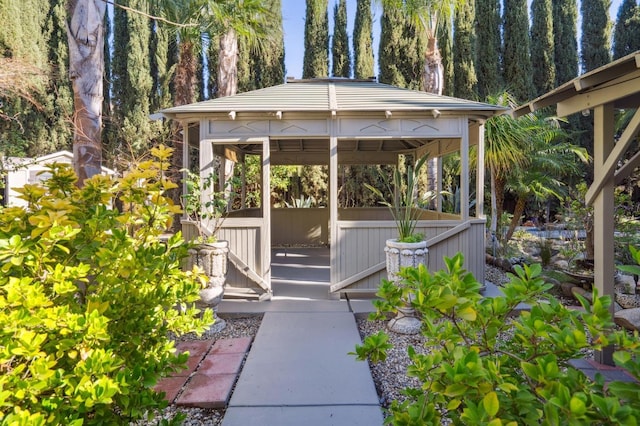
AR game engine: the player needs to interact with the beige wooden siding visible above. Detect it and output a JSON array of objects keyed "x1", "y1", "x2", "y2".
[
  {"x1": 271, "y1": 208, "x2": 329, "y2": 246},
  {"x1": 219, "y1": 218, "x2": 270, "y2": 296},
  {"x1": 332, "y1": 219, "x2": 486, "y2": 294}
]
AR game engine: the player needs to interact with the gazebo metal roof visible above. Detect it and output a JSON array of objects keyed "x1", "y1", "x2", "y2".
[{"x1": 160, "y1": 78, "x2": 504, "y2": 118}]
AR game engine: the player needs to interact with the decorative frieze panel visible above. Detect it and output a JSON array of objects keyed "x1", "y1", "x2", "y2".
[
  {"x1": 338, "y1": 117, "x2": 462, "y2": 138},
  {"x1": 270, "y1": 119, "x2": 328, "y2": 136},
  {"x1": 400, "y1": 118, "x2": 462, "y2": 136},
  {"x1": 205, "y1": 119, "x2": 329, "y2": 137},
  {"x1": 206, "y1": 119, "x2": 269, "y2": 136}
]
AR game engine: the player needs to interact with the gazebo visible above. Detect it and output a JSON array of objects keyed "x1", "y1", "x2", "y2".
[
  {"x1": 161, "y1": 78, "x2": 504, "y2": 300},
  {"x1": 513, "y1": 51, "x2": 640, "y2": 364}
]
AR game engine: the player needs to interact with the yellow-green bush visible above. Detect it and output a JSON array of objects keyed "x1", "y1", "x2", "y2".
[
  {"x1": 0, "y1": 146, "x2": 213, "y2": 425},
  {"x1": 355, "y1": 254, "x2": 640, "y2": 425}
]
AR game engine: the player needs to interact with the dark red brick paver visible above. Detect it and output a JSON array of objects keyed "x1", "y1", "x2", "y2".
[
  {"x1": 175, "y1": 373, "x2": 238, "y2": 409},
  {"x1": 154, "y1": 337, "x2": 252, "y2": 408}
]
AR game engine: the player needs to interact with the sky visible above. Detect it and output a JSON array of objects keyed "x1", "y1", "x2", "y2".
[{"x1": 280, "y1": 0, "x2": 623, "y2": 80}]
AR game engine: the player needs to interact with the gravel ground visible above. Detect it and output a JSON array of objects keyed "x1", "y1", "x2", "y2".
[{"x1": 134, "y1": 315, "x2": 262, "y2": 426}]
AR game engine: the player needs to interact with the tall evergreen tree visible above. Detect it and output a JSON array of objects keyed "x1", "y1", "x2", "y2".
[
  {"x1": 552, "y1": 0, "x2": 578, "y2": 86},
  {"x1": 149, "y1": 2, "x2": 174, "y2": 112},
  {"x1": 439, "y1": 17, "x2": 454, "y2": 96},
  {"x1": 502, "y1": 0, "x2": 533, "y2": 103},
  {"x1": 453, "y1": 1, "x2": 477, "y2": 99},
  {"x1": 332, "y1": 0, "x2": 351, "y2": 77},
  {"x1": 581, "y1": 0, "x2": 612, "y2": 72},
  {"x1": 303, "y1": 0, "x2": 329, "y2": 78},
  {"x1": 475, "y1": 0, "x2": 501, "y2": 100},
  {"x1": 530, "y1": 0, "x2": 555, "y2": 97},
  {"x1": 110, "y1": 0, "x2": 155, "y2": 155},
  {"x1": 378, "y1": 5, "x2": 425, "y2": 89},
  {"x1": 613, "y1": 0, "x2": 640, "y2": 59},
  {"x1": 45, "y1": 0, "x2": 73, "y2": 153},
  {"x1": 353, "y1": 0, "x2": 374, "y2": 79},
  {"x1": 0, "y1": 0, "x2": 72, "y2": 157}
]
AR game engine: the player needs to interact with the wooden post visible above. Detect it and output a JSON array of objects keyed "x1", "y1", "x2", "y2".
[
  {"x1": 329, "y1": 121, "x2": 339, "y2": 299},
  {"x1": 460, "y1": 117, "x2": 470, "y2": 220},
  {"x1": 475, "y1": 122, "x2": 485, "y2": 219},
  {"x1": 262, "y1": 137, "x2": 272, "y2": 298},
  {"x1": 592, "y1": 103, "x2": 616, "y2": 365}
]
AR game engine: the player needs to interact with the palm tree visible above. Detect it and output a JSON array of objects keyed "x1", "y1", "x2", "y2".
[
  {"x1": 205, "y1": 0, "x2": 274, "y2": 98},
  {"x1": 502, "y1": 119, "x2": 589, "y2": 242},
  {"x1": 66, "y1": 0, "x2": 107, "y2": 185},
  {"x1": 381, "y1": 0, "x2": 465, "y2": 95},
  {"x1": 484, "y1": 92, "x2": 530, "y2": 242}
]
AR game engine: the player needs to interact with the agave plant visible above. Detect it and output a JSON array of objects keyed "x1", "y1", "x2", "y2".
[{"x1": 365, "y1": 155, "x2": 429, "y2": 242}]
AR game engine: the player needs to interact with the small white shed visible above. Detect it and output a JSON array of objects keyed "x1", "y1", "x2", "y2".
[
  {"x1": 2, "y1": 151, "x2": 114, "y2": 207},
  {"x1": 161, "y1": 78, "x2": 504, "y2": 300}
]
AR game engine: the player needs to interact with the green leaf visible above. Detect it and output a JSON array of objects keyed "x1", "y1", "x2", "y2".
[
  {"x1": 569, "y1": 396, "x2": 587, "y2": 416},
  {"x1": 483, "y1": 391, "x2": 500, "y2": 417}
]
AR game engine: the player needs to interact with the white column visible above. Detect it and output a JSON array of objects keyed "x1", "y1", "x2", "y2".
[
  {"x1": 475, "y1": 122, "x2": 485, "y2": 219},
  {"x1": 329, "y1": 127, "x2": 339, "y2": 296},
  {"x1": 262, "y1": 138, "x2": 272, "y2": 296},
  {"x1": 460, "y1": 118, "x2": 470, "y2": 220},
  {"x1": 182, "y1": 121, "x2": 190, "y2": 220}
]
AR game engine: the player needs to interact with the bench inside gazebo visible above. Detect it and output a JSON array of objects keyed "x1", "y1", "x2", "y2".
[{"x1": 161, "y1": 78, "x2": 504, "y2": 300}]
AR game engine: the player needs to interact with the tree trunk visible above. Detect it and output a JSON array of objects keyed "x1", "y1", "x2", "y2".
[
  {"x1": 422, "y1": 36, "x2": 444, "y2": 95},
  {"x1": 66, "y1": 0, "x2": 106, "y2": 186},
  {"x1": 504, "y1": 195, "x2": 527, "y2": 243},
  {"x1": 217, "y1": 29, "x2": 238, "y2": 98}
]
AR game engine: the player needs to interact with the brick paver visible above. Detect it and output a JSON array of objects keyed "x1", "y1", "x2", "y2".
[{"x1": 154, "y1": 337, "x2": 252, "y2": 408}]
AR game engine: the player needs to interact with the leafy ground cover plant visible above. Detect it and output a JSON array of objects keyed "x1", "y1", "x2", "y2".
[
  {"x1": 0, "y1": 145, "x2": 213, "y2": 425},
  {"x1": 354, "y1": 253, "x2": 640, "y2": 425}
]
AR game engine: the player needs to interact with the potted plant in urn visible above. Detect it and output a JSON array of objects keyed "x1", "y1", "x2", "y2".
[
  {"x1": 183, "y1": 169, "x2": 238, "y2": 333},
  {"x1": 365, "y1": 154, "x2": 431, "y2": 334}
]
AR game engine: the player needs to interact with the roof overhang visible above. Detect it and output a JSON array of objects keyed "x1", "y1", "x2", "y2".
[
  {"x1": 159, "y1": 79, "x2": 505, "y2": 121},
  {"x1": 512, "y1": 51, "x2": 640, "y2": 118}
]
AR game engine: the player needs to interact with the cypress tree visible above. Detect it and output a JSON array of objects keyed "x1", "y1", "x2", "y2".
[
  {"x1": 439, "y1": 17, "x2": 454, "y2": 97},
  {"x1": 303, "y1": 0, "x2": 329, "y2": 79},
  {"x1": 45, "y1": 0, "x2": 73, "y2": 152},
  {"x1": 110, "y1": 0, "x2": 154, "y2": 154},
  {"x1": 453, "y1": 2, "x2": 477, "y2": 100},
  {"x1": 149, "y1": 3, "x2": 173, "y2": 111},
  {"x1": 530, "y1": 0, "x2": 555, "y2": 97},
  {"x1": 502, "y1": 0, "x2": 533, "y2": 103},
  {"x1": 581, "y1": 0, "x2": 612, "y2": 72},
  {"x1": 332, "y1": 0, "x2": 351, "y2": 77},
  {"x1": 475, "y1": 0, "x2": 502, "y2": 100},
  {"x1": 0, "y1": 0, "x2": 65, "y2": 157},
  {"x1": 613, "y1": 0, "x2": 640, "y2": 59},
  {"x1": 378, "y1": 5, "x2": 425, "y2": 90},
  {"x1": 552, "y1": 0, "x2": 578, "y2": 86},
  {"x1": 353, "y1": 0, "x2": 374, "y2": 79}
]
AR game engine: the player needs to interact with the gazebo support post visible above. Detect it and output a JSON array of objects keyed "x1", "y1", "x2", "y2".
[
  {"x1": 593, "y1": 103, "x2": 616, "y2": 365},
  {"x1": 329, "y1": 129, "x2": 339, "y2": 299},
  {"x1": 475, "y1": 122, "x2": 485, "y2": 219}
]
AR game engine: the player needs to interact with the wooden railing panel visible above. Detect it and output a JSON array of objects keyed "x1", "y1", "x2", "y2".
[{"x1": 334, "y1": 219, "x2": 485, "y2": 294}]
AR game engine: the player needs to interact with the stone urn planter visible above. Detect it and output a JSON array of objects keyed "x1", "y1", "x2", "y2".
[
  {"x1": 384, "y1": 239, "x2": 428, "y2": 335},
  {"x1": 187, "y1": 240, "x2": 229, "y2": 333}
]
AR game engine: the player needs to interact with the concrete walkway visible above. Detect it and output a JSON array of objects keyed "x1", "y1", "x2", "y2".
[{"x1": 221, "y1": 301, "x2": 383, "y2": 426}]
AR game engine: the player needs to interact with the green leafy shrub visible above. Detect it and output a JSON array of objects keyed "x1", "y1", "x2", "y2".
[
  {"x1": 355, "y1": 253, "x2": 640, "y2": 425},
  {"x1": 0, "y1": 145, "x2": 213, "y2": 425}
]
